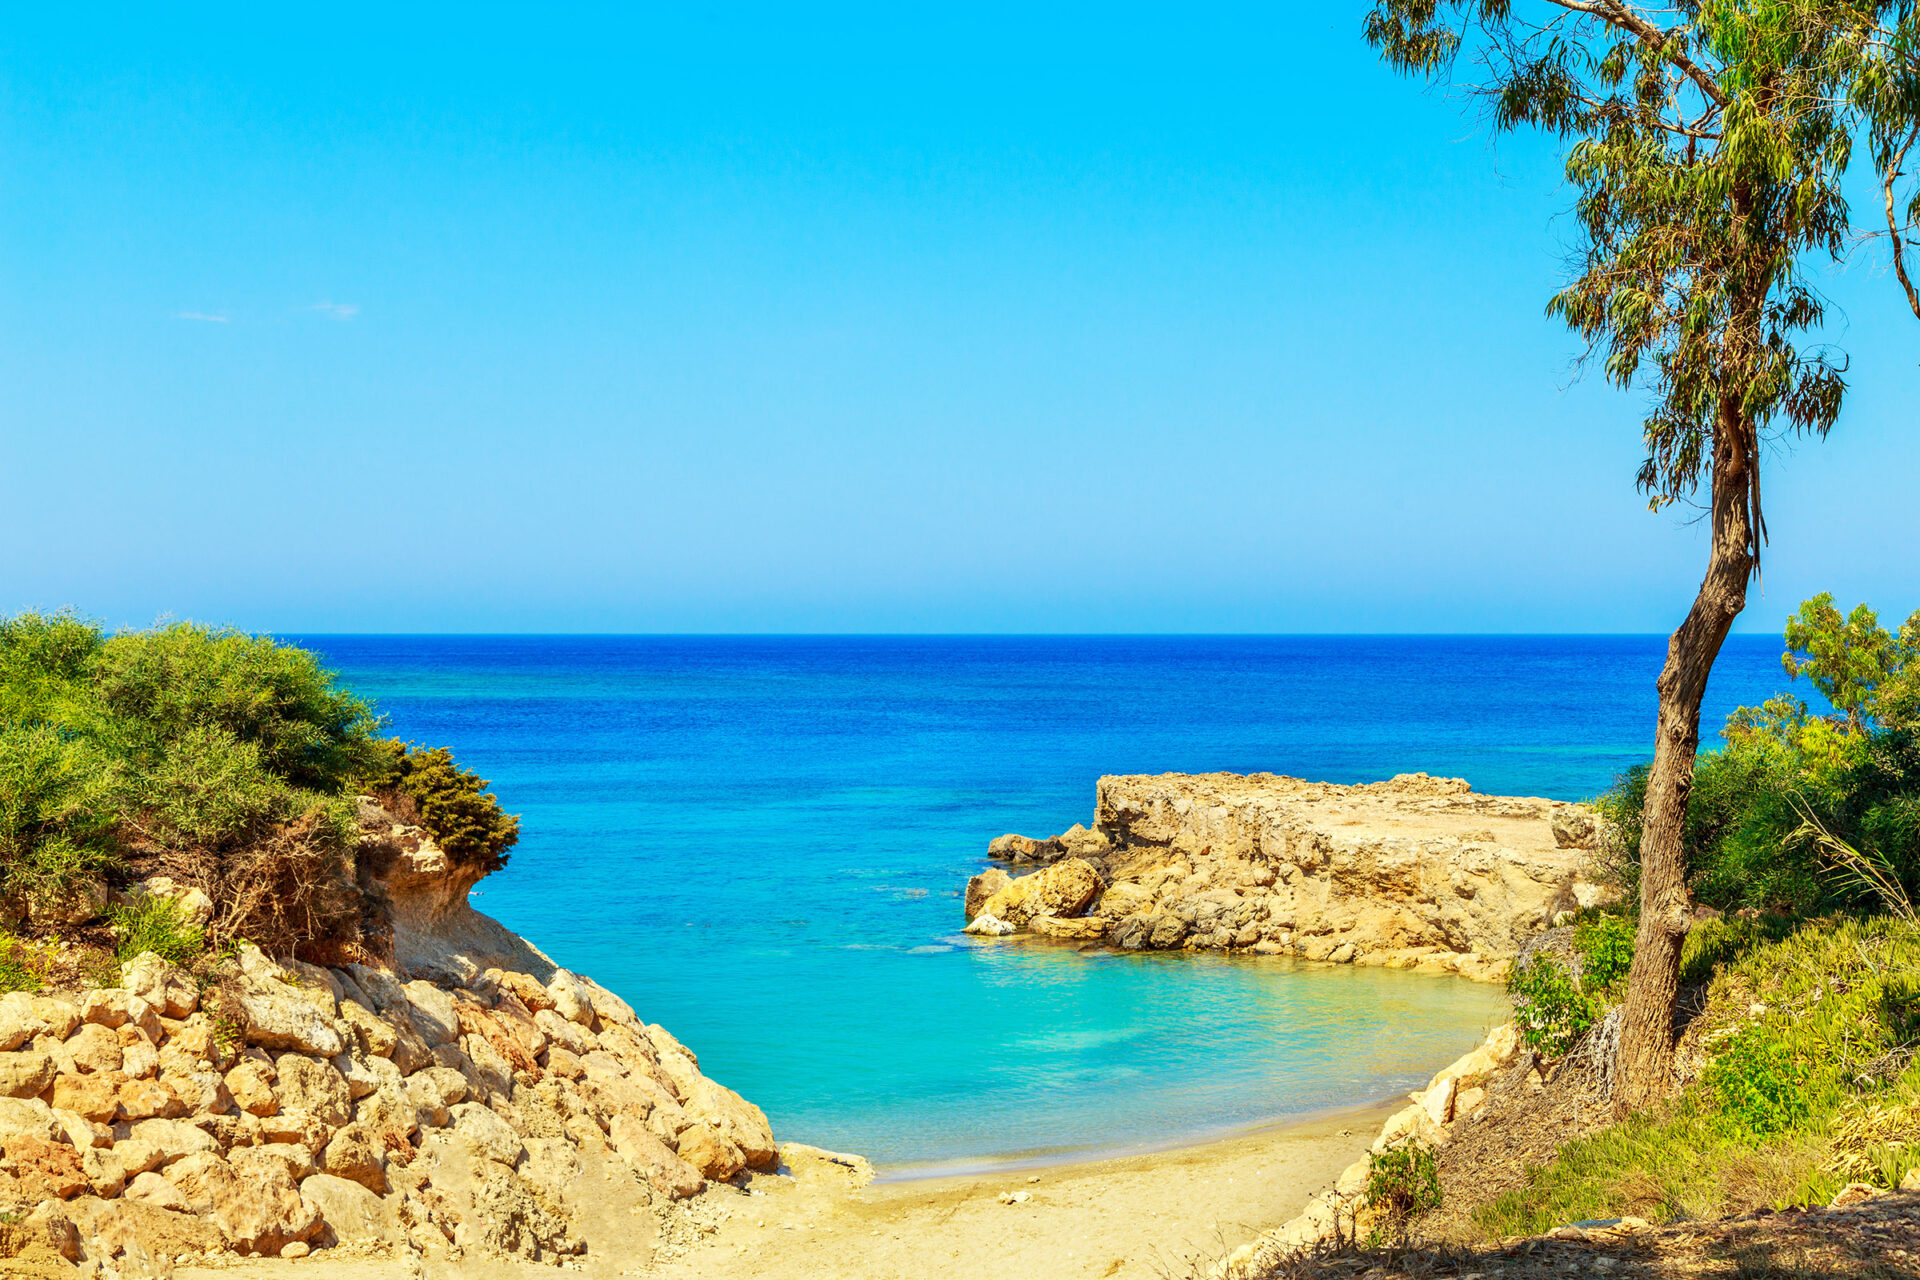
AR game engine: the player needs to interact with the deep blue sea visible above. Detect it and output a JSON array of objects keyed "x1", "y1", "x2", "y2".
[{"x1": 286, "y1": 634, "x2": 1793, "y2": 1172}]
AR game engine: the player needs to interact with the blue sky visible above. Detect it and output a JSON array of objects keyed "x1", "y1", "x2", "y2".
[{"x1": 3, "y1": 4, "x2": 1915, "y2": 634}]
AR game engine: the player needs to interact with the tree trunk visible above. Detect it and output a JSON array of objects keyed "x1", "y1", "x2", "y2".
[{"x1": 1613, "y1": 410, "x2": 1756, "y2": 1113}]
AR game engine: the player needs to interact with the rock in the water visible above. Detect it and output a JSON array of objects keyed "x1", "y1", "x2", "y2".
[
  {"x1": 1093, "y1": 882, "x2": 1155, "y2": 919},
  {"x1": 987, "y1": 833, "x2": 1063, "y2": 864},
  {"x1": 1030, "y1": 915, "x2": 1109, "y2": 941},
  {"x1": 963, "y1": 912, "x2": 1015, "y2": 937},
  {"x1": 963, "y1": 868, "x2": 1012, "y2": 922},
  {"x1": 978, "y1": 857, "x2": 1103, "y2": 928}
]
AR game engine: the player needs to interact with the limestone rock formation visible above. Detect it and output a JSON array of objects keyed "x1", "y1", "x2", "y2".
[
  {"x1": 0, "y1": 799, "x2": 783, "y2": 1277},
  {"x1": 965, "y1": 772, "x2": 1611, "y2": 977}
]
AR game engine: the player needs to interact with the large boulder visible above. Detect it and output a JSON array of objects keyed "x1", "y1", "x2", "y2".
[
  {"x1": 121, "y1": 953, "x2": 198, "y2": 1019},
  {"x1": 1550, "y1": 806, "x2": 1599, "y2": 850},
  {"x1": 0, "y1": 1049, "x2": 55, "y2": 1099},
  {"x1": 270, "y1": 1053, "x2": 352, "y2": 1127},
  {"x1": 986, "y1": 834, "x2": 1062, "y2": 864},
  {"x1": 978, "y1": 858, "x2": 1103, "y2": 928},
  {"x1": 299, "y1": 1171, "x2": 397, "y2": 1245},
  {"x1": 164, "y1": 1150, "x2": 323, "y2": 1255},
  {"x1": 607, "y1": 1114, "x2": 704, "y2": 1199},
  {"x1": 963, "y1": 868, "x2": 1012, "y2": 922}
]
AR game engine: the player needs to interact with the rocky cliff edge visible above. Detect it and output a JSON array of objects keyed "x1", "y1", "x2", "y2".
[{"x1": 0, "y1": 799, "x2": 805, "y2": 1278}]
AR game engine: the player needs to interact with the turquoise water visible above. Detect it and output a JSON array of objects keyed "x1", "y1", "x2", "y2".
[{"x1": 288, "y1": 635, "x2": 1791, "y2": 1170}]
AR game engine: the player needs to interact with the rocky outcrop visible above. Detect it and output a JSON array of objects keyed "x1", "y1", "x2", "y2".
[
  {"x1": 0, "y1": 800, "x2": 782, "y2": 1277},
  {"x1": 963, "y1": 772, "x2": 1611, "y2": 979}
]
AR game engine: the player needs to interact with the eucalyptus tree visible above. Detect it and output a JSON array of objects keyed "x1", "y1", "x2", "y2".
[{"x1": 1364, "y1": 0, "x2": 1877, "y2": 1110}]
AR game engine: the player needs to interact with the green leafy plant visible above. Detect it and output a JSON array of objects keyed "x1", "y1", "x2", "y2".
[
  {"x1": 110, "y1": 894, "x2": 205, "y2": 965},
  {"x1": 1707, "y1": 1025, "x2": 1810, "y2": 1137},
  {"x1": 1364, "y1": 1142, "x2": 1443, "y2": 1233},
  {"x1": 1509, "y1": 953, "x2": 1597, "y2": 1058},
  {"x1": 0, "y1": 932, "x2": 51, "y2": 994},
  {"x1": 360, "y1": 740, "x2": 519, "y2": 872},
  {"x1": 1573, "y1": 914, "x2": 1636, "y2": 994}
]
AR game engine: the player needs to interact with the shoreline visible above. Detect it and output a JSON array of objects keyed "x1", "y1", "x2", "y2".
[{"x1": 867, "y1": 1091, "x2": 1416, "y2": 1183}]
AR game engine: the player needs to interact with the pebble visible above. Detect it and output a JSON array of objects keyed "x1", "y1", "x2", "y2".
[{"x1": 998, "y1": 1190, "x2": 1033, "y2": 1205}]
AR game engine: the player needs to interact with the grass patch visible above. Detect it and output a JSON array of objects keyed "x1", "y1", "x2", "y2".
[
  {"x1": 0, "y1": 932, "x2": 53, "y2": 993},
  {"x1": 1474, "y1": 914, "x2": 1920, "y2": 1238},
  {"x1": 109, "y1": 894, "x2": 204, "y2": 964}
]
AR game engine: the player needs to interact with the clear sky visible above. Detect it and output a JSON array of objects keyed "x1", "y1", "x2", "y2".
[{"x1": 3, "y1": 4, "x2": 1915, "y2": 634}]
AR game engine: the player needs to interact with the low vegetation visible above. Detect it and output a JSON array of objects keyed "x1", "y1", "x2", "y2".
[
  {"x1": 1464, "y1": 595, "x2": 1920, "y2": 1243},
  {"x1": 0, "y1": 610, "x2": 518, "y2": 967}
]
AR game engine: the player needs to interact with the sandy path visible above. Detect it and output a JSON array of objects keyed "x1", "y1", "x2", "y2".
[{"x1": 164, "y1": 1102, "x2": 1392, "y2": 1280}]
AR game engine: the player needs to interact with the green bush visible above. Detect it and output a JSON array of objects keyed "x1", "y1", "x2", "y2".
[
  {"x1": 1573, "y1": 913, "x2": 1636, "y2": 993},
  {"x1": 1364, "y1": 1142, "x2": 1443, "y2": 1225},
  {"x1": 1475, "y1": 915, "x2": 1920, "y2": 1238},
  {"x1": 93, "y1": 622, "x2": 379, "y2": 791},
  {"x1": 110, "y1": 895, "x2": 205, "y2": 965},
  {"x1": 1706, "y1": 1025, "x2": 1810, "y2": 1136},
  {"x1": 0, "y1": 611, "x2": 465, "y2": 956},
  {"x1": 1508, "y1": 953, "x2": 1598, "y2": 1058},
  {"x1": 361, "y1": 741, "x2": 518, "y2": 873}
]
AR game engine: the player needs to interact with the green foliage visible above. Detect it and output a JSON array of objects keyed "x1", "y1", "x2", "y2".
[
  {"x1": 0, "y1": 933, "x2": 53, "y2": 994},
  {"x1": 361, "y1": 741, "x2": 518, "y2": 872},
  {"x1": 1475, "y1": 915, "x2": 1920, "y2": 1239},
  {"x1": 0, "y1": 724, "x2": 124, "y2": 900},
  {"x1": 1573, "y1": 914, "x2": 1636, "y2": 995},
  {"x1": 1781, "y1": 594, "x2": 1920, "y2": 732},
  {"x1": 1508, "y1": 954, "x2": 1598, "y2": 1058},
  {"x1": 110, "y1": 895, "x2": 205, "y2": 965},
  {"x1": 1707, "y1": 1025, "x2": 1810, "y2": 1136},
  {"x1": 93, "y1": 622, "x2": 379, "y2": 791},
  {"x1": 0, "y1": 610, "x2": 432, "y2": 952},
  {"x1": 1593, "y1": 594, "x2": 1920, "y2": 917},
  {"x1": 1364, "y1": 1142, "x2": 1443, "y2": 1228}
]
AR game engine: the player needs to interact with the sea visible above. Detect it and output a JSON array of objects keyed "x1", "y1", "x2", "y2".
[{"x1": 285, "y1": 634, "x2": 1794, "y2": 1173}]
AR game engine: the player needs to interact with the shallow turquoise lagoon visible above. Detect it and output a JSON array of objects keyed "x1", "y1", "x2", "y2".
[{"x1": 290, "y1": 635, "x2": 1789, "y2": 1169}]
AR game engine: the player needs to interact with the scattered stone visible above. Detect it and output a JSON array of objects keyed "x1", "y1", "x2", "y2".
[{"x1": 963, "y1": 912, "x2": 1015, "y2": 937}]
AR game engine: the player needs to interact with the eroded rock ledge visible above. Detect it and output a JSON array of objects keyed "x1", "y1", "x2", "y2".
[
  {"x1": 964, "y1": 772, "x2": 1609, "y2": 979},
  {"x1": 0, "y1": 800, "x2": 792, "y2": 1278}
]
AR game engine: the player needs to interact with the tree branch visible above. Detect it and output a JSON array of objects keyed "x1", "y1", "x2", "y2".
[
  {"x1": 1542, "y1": 0, "x2": 1728, "y2": 108},
  {"x1": 1885, "y1": 126, "x2": 1920, "y2": 322}
]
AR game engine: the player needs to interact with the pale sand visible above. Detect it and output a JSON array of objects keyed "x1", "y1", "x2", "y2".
[{"x1": 161, "y1": 1101, "x2": 1392, "y2": 1280}]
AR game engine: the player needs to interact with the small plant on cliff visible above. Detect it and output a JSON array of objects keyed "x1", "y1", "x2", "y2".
[
  {"x1": 359, "y1": 739, "x2": 518, "y2": 873},
  {"x1": 1509, "y1": 954, "x2": 1598, "y2": 1059},
  {"x1": 1363, "y1": 1142, "x2": 1442, "y2": 1242},
  {"x1": 110, "y1": 895, "x2": 204, "y2": 966}
]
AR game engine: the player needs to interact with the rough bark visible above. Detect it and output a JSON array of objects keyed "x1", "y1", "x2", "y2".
[{"x1": 1613, "y1": 398, "x2": 1758, "y2": 1112}]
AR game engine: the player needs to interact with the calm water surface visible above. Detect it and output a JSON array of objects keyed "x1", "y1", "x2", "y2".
[{"x1": 285, "y1": 635, "x2": 1791, "y2": 1169}]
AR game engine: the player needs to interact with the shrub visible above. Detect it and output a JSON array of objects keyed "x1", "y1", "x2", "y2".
[
  {"x1": 361, "y1": 741, "x2": 518, "y2": 873},
  {"x1": 1573, "y1": 913, "x2": 1636, "y2": 994},
  {"x1": 1509, "y1": 953, "x2": 1597, "y2": 1058},
  {"x1": 0, "y1": 724, "x2": 123, "y2": 902},
  {"x1": 1364, "y1": 1142, "x2": 1443, "y2": 1227},
  {"x1": 93, "y1": 623, "x2": 380, "y2": 791},
  {"x1": 1707, "y1": 1026, "x2": 1810, "y2": 1137},
  {"x1": 110, "y1": 895, "x2": 205, "y2": 965},
  {"x1": 0, "y1": 933, "x2": 52, "y2": 994}
]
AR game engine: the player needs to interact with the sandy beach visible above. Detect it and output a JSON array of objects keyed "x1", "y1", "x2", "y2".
[{"x1": 655, "y1": 1102, "x2": 1397, "y2": 1280}]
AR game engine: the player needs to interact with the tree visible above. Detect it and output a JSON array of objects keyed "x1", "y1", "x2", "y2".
[
  {"x1": 1365, "y1": 0, "x2": 1870, "y2": 1109},
  {"x1": 1783, "y1": 593, "x2": 1894, "y2": 729}
]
